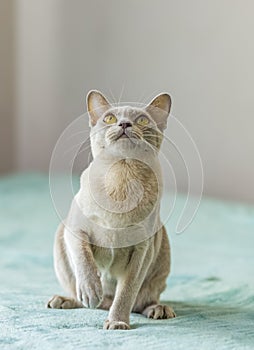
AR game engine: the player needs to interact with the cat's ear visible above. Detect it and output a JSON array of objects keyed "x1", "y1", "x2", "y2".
[
  {"x1": 146, "y1": 93, "x2": 171, "y2": 131},
  {"x1": 87, "y1": 90, "x2": 111, "y2": 126}
]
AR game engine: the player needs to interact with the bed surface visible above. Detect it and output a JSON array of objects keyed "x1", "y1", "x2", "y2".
[{"x1": 0, "y1": 174, "x2": 253, "y2": 350}]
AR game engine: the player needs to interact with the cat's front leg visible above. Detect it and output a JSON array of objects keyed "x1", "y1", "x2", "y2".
[
  {"x1": 104, "y1": 241, "x2": 154, "y2": 330},
  {"x1": 75, "y1": 266, "x2": 102, "y2": 309},
  {"x1": 64, "y1": 227, "x2": 103, "y2": 309}
]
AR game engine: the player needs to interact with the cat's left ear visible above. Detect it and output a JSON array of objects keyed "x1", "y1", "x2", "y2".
[
  {"x1": 87, "y1": 90, "x2": 111, "y2": 126},
  {"x1": 146, "y1": 93, "x2": 171, "y2": 131}
]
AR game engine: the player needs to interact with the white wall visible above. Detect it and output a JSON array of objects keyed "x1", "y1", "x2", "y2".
[{"x1": 14, "y1": 0, "x2": 254, "y2": 202}]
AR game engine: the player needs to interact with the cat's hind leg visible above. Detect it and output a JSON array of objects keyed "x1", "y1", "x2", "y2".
[
  {"x1": 46, "y1": 223, "x2": 82, "y2": 309},
  {"x1": 132, "y1": 227, "x2": 176, "y2": 319},
  {"x1": 142, "y1": 304, "x2": 175, "y2": 319},
  {"x1": 132, "y1": 277, "x2": 176, "y2": 319}
]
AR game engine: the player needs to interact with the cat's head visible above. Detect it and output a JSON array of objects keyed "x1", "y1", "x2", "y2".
[{"x1": 86, "y1": 90, "x2": 171, "y2": 158}]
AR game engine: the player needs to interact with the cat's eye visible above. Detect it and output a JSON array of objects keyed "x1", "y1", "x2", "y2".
[
  {"x1": 136, "y1": 115, "x2": 149, "y2": 126},
  {"x1": 103, "y1": 114, "x2": 117, "y2": 124}
]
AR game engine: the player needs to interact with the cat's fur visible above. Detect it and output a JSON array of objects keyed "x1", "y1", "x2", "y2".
[{"x1": 47, "y1": 91, "x2": 176, "y2": 330}]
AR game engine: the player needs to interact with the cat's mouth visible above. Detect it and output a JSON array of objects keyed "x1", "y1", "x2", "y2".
[
  {"x1": 108, "y1": 127, "x2": 142, "y2": 144},
  {"x1": 115, "y1": 131, "x2": 130, "y2": 141}
]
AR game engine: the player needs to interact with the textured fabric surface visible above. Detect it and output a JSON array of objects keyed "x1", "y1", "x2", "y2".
[{"x1": 0, "y1": 174, "x2": 253, "y2": 350}]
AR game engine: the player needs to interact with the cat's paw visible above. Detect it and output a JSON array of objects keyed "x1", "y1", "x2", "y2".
[
  {"x1": 76, "y1": 275, "x2": 103, "y2": 309},
  {"x1": 103, "y1": 320, "x2": 130, "y2": 330},
  {"x1": 46, "y1": 295, "x2": 83, "y2": 309},
  {"x1": 143, "y1": 304, "x2": 176, "y2": 319}
]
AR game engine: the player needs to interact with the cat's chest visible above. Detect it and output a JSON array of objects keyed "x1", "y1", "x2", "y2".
[
  {"x1": 78, "y1": 159, "x2": 162, "y2": 228},
  {"x1": 92, "y1": 246, "x2": 133, "y2": 275}
]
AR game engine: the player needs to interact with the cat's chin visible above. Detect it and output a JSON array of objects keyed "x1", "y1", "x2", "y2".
[
  {"x1": 107, "y1": 138, "x2": 134, "y2": 152},
  {"x1": 104, "y1": 138, "x2": 153, "y2": 159},
  {"x1": 108, "y1": 136, "x2": 135, "y2": 145}
]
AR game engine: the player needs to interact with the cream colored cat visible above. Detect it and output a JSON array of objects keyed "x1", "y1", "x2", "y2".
[{"x1": 47, "y1": 90, "x2": 176, "y2": 330}]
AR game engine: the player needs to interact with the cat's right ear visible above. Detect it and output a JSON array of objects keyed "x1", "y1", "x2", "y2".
[{"x1": 86, "y1": 90, "x2": 111, "y2": 126}]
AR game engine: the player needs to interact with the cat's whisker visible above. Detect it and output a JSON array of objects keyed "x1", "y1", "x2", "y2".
[
  {"x1": 130, "y1": 130, "x2": 142, "y2": 139},
  {"x1": 141, "y1": 137, "x2": 159, "y2": 151},
  {"x1": 141, "y1": 133, "x2": 160, "y2": 144},
  {"x1": 142, "y1": 129, "x2": 163, "y2": 135},
  {"x1": 143, "y1": 132, "x2": 163, "y2": 139},
  {"x1": 91, "y1": 124, "x2": 111, "y2": 137},
  {"x1": 139, "y1": 89, "x2": 160, "y2": 105},
  {"x1": 66, "y1": 130, "x2": 89, "y2": 141},
  {"x1": 108, "y1": 88, "x2": 118, "y2": 106},
  {"x1": 143, "y1": 135, "x2": 162, "y2": 142},
  {"x1": 118, "y1": 84, "x2": 125, "y2": 105},
  {"x1": 137, "y1": 91, "x2": 147, "y2": 105},
  {"x1": 143, "y1": 133, "x2": 161, "y2": 137}
]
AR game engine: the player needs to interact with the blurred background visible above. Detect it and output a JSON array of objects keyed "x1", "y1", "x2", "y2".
[{"x1": 1, "y1": 0, "x2": 253, "y2": 203}]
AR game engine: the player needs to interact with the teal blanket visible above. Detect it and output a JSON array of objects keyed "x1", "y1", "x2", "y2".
[{"x1": 0, "y1": 174, "x2": 253, "y2": 349}]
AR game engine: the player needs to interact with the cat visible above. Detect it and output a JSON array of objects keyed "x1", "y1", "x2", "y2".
[{"x1": 47, "y1": 90, "x2": 176, "y2": 330}]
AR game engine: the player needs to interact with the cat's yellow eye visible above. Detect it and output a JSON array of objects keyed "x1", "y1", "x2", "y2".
[
  {"x1": 103, "y1": 114, "x2": 117, "y2": 124},
  {"x1": 136, "y1": 115, "x2": 149, "y2": 126}
]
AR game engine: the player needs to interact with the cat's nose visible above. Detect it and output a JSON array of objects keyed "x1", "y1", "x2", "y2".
[{"x1": 119, "y1": 122, "x2": 132, "y2": 129}]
